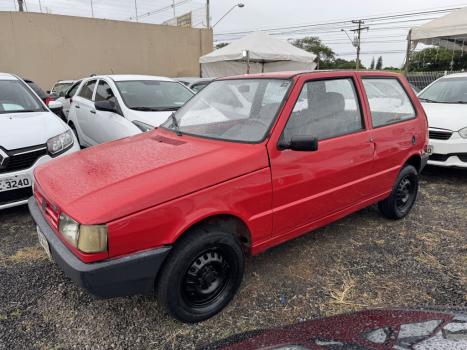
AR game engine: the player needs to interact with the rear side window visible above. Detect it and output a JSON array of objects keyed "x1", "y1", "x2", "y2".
[
  {"x1": 362, "y1": 78, "x2": 416, "y2": 127},
  {"x1": 78, "y1": 80, "x2": 96, "y2": 100},
  {"x1": 95, "y1": 81, "x2": 116, "y2": 102},
  {"x1": 283, "y1": 78, "x2": 364, "y2": 141},
  {"x1": 67, "y1": 81, "x2": 81, "y2": 98}
]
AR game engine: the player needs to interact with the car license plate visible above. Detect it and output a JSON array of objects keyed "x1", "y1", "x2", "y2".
[
  {"x1": 37, "y1": 226, "x2": 52, "y2": 261},
  {"x1": 426, "y1": 145, "x2": 434, "y2": 155},
  {"x1": 0, "y1": 174, "x2": 31, "y2": 192}
]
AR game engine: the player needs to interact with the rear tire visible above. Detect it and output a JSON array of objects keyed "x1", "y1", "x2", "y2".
[
  {"x1": 378, "y1": 165, "x2": 419, "y2": 220},
  {"x1": 157, "y1": 228, "x2": 244, "y2": 323}
]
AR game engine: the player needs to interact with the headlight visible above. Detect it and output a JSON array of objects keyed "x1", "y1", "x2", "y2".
[
  {"x1": 59, "y1": 213, "x2": 107, "y2": 253},
  {"x1": 459, "y1": 127, "x2": 467, "y2": 139},
  {"x1": 47, "y1": 130, "x2": 74, "y2": 155},
  {"x1": 132, "y1": 120, "x2": 154, "y2": 132}
]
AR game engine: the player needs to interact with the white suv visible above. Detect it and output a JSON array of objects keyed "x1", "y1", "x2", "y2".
[
  {"x1": 418, "y1": 73, "x2": 467, "y2": 168},
  {"x1": 67, "y1": 75, "x2": 194, "y2": 147},
  {"x1": 0, "y1": 73, "x2": 80, "y2": 209}
]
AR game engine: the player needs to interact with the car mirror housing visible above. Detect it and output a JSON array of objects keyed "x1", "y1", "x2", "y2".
[
  {"x1": 279, "y1": 135, "x2": 319, "y2": 152},
  {"x1": 48, "y1": 100, "x2": 63, "y2": 110},
  {"x1": 95, "y1": 100, "x2": 117, "y2": 114}
]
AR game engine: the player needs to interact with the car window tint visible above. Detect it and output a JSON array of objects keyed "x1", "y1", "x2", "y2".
[
  {"x1": 67, "y1": 82, "x2": 80, "y2": 97},
  {"x1": 363, "y1": 78, "x2": 416, "y2": 127},
  {"x1": 95, "y1": 81, "x2": 116, "y2": 103},
  {"x1": 78, "y1": 80, "x2": 96, "y2": 100},
  {"x1": 283, "y1": 78, "x2": 363, "y2": 141},
  {"x1": 0, "y1": 80, "x2": 44, "y2": 113}
]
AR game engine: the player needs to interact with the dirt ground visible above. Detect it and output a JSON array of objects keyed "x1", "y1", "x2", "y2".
[{"x1": 0, "y1": 166, "x2": 466, "y2": 350}]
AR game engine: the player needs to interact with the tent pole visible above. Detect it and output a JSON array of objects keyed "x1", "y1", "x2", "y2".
[{"x1": 404, "y1": 29, "x2": 412, "y2": 74}]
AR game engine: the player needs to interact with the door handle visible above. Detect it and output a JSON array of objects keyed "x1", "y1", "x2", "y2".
[
  {"x1": 75, "y1": 105, "x2": 80, "y2": 109},
  {"x1": 90, "y1": 110, "x2": 96, "y2": 114},
  {"x1": 369, "y1": 136, "x2": 375, "y2": 143}
]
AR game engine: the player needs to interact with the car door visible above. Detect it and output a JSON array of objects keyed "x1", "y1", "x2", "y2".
[
  {"x1": 63, "y1": 81, "x2": 81, "y2": 117},
  {"x1": 75, "y1": 79, "x2": 98, "y2": 146},
  {"x1": 90, "y1": 79, "x2": 133, "y2": 144},
  {"x1": 268, "y1": 74, "x2": 375, "y2": 237},
  {"x1": 360, "y1": 76, "x2": 420, "y2": 196}
]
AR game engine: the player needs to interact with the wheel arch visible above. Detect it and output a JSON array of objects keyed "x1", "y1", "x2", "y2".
[{"x1": 403, "y1": 153, "x2": 422, "y2": 173}]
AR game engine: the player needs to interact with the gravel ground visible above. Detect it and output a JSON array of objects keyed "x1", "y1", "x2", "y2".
[{"x1": 0, "y1": 166, "x2": 466, "y2": 350}]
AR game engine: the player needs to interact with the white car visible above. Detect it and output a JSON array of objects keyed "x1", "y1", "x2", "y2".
[
  {"x1": 0, "y1": 73, "x2": 80, "y2": 210},
  {"x1": 50, "y1": 80, "x2": 76, "y2": 96},
  {"x1": 55, "y1": 80, "x2": 83, "y2": 118},
  {"x1": 67, "y1": 75, "x2": 194, "y2": 147},
  {"x1": 418, "y1": 73, "x2": 467, "y2": 168}
]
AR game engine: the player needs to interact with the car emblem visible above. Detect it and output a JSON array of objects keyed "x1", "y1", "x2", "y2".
[{"x1": 0, "y1": 149, "x2": 9, "y2": 168}]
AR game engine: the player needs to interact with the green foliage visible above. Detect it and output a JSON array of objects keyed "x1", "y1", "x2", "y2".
[
  {"x1": 376, "y1": 56, "x2": 383, "y2": 70},
  {"x1": 410, "y1": 47, "x2": 467, "y2": 71},
  {"x1": 370, "y1": 57, "x2": 375, "y2": 70},
  {"x1": 292, "y1": 36, "x2": 366, "y2": 69},
  {"x1": 215, "y1": 42, "x2": 229, "y2": 50}
]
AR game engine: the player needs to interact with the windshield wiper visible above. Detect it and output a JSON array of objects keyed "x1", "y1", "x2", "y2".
[
  {"x1": 169, "y1": 112, "x2": 182, "y2": 136},
  {"x1": 132, "y1": 106, "x2": 180, "y2": 111},
  {"x1": 419, "y1": 97, "x2": 441, "y2": 103}
]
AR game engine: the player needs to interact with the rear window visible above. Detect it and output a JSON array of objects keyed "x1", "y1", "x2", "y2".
[
  {"x1": 362, "y1": 78, "x2": 416, "y2": 128},
  {"x1": 0, "y1": 80, "x2": 45, "y2": 114}
]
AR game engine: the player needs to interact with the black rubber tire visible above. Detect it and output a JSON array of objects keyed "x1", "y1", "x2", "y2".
[
  {"x1": 378, "y1": 164, "x2": 419, "y2": 220},
  {"x1": 157, "y1": 228, "x2": 244, "y2": 323}
]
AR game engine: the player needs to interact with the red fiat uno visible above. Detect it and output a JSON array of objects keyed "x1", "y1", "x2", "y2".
[{"x1": 29, "y1": 71, "x2": 428, "y2": 323}]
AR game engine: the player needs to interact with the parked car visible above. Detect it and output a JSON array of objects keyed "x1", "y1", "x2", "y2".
[
  {"x1": 0, "y1": 73, "x2": 80, "y2": 210},
  {"x1": 49, "y1": 80, "x2": 76, "y2": 96},
  {"x1": 29, "y1": 71, "x2": 428, "y2": 323},
  {"x1": 204, "y1": 308, "x2": 467, "y2": 349},
  {"x1": 23, "y1": 78, "x2": 55, "y2": 105},
  {"x1": 175, "y1": 77, "x2": 213, "y2": 93},
  {"x1": 67, "y1": 75, "x2": 194, "y2": 146},
  {"x1": 418, "y1": 72, "x2": 467, "y2": 168},
  {"x1": 55, "y1": 80, "x2": 83, "y2": 119}
]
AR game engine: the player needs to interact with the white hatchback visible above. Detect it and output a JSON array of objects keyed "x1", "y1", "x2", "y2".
[
  {"x1": 67, "y1": 75, "x2": 194, "y2": 147},
  {"x1": 0, "y1": 73, "x2": 80, "y2": 209},
  {"x1": 418, "y1": 73, "x2": 467, "y2": 168}
]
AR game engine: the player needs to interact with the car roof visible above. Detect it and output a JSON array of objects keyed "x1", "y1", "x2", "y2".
[
  {"x1": 220, "y1": 70, "x2": 403, "y2": 80},
  {"x1": 90, "y1": 74, "x2": 176, "y2": 82},
  {"x1": 0, "y1": 72, "x2": 18, "y2": 81},
  {"x1": 438, "y1": 72, "x2": 467, "y2": 79},
  {"x1": 55, "y1": 80, "x2": 75, "y2": 84}
]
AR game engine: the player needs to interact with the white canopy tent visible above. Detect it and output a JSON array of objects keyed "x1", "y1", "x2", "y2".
[
  {"x1": 406, "y1": 7, "x2": 467, "y2": 70},
  {"x1": 200, "y1": 32, "x2": 317, "y2": 77}
]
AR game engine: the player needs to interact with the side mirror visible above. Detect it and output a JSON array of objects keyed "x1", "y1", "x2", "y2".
[
  {"x1": 59, "y1": 91, "x2": 66, "y2": 98},
  {"x1": 95, "y1": 100, "x2": 117, "y2": 113},
  {"x1": 48, "y1": 100, "x2": 63, "y2": 110},
  {"x1": 279, "y1": 135, "x2": 319, "y2": 152},
  {"x1": 46, "y1": 90, "x2": 51, "y2": 94}
]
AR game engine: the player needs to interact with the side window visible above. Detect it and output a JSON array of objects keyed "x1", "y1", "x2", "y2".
[
  {"x1": 67, "y1": 82, "x2": 80, "y2": 97},
  {"x1": 95, "y1": 81, "x2": 116, "y2": 103},
  {"x1": 283, "y1": 78, "x2": 363, "y2": 141},
  {"x1": 362, "y1": 78, "x2": 416, "y2": 127},
  {"x1": 78, "y1": 80, "x2": 96, "y2": 100}
]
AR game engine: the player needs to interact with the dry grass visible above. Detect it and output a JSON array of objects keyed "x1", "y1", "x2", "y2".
[{"x1": 8, "y1": 246, "x2": 47, "y2": 264}]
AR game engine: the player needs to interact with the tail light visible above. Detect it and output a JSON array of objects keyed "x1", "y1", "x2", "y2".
[{"x1": 45, "y1": 95, "x2": 55, "y2": 106}]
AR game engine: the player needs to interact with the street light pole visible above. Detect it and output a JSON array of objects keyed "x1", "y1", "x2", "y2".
[
  {"x1": 206, "y1": 0, "x2": 210, "y2": 28},
  {"x1": 212, "y1": 3, "x2": 244, "y2": 28},
  {"x1": 17, "y1": 0, "x2": 24, "y2": 12}
]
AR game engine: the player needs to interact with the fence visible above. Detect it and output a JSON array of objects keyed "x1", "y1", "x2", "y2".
[{"x1": 406, "y1": 71, "x2": 464, "y2": 90}]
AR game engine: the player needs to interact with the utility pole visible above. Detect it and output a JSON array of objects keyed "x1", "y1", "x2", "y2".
[
  {"x1": 134, "y1": 0, "x2": 138, "y2": 22},
  {"x1": 172, "y1": 0, "x2": 176, "y2": 17},
  {"x1": 206, "y1": 0, "x2": 210, "y2": 28},
  {"x1": 90, "y1": 0, "x2": 94, "y2": 17},
  {"x1": 17, "y1": 0, "x2": 24, "y2": 12},
  {"x1": 350, "y1": 20, "x2": 369, "y2": 70}
]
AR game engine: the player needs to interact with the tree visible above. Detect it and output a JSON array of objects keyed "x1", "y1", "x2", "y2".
[
  {"x1": 376, "y1": 56, "x2": 383, "y2": 70},
  {"x1": 410, "y1": 47, "x2": 467, "y2": 71},
  {"x1": 215, "y1": 42, "x2": 229, "y2": 50},
  {"x1": 291, "y1": 36, "x2": 335, "y2": 69},
  {"x1": 370, "y1": 57, "x2": 375, "y2": 70}
]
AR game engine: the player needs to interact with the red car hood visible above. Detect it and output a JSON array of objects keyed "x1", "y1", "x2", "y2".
[{"x1": 35, "y1": 129, "x2": 269, "y2": 224}]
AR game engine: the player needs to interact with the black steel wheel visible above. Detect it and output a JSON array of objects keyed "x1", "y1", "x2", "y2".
[
  {"x1": 379, "y1": 164, "x2": 419, "y2": 220},
  {"x1": 157, "y1": 228, "x2": 244, "y2": 323}
]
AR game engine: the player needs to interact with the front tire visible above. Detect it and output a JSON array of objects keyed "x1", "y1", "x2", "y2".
[
  {"x1": 378, "y1": 164, "x2": 419, "y2": 220},
  {"x1": 157, "y1": 228, "x2": 244, "y2": 323}
]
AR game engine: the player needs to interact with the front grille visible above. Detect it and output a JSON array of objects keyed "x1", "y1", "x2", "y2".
[
  {"x1": 429, "y1": 130, "x2": 453, "y2": 140},
  {"x1": 0, "y1": 145, "x2": 47, "y2": 174},
  {"x1": 0, "y1": 187, "x2": 33, "y2": 206},
  {"x1": 430, "y1": 153, "x2": 467, "y2": 162},
  {"x1": 35, "y1": 189, "x2": 60, "y2": 229}
]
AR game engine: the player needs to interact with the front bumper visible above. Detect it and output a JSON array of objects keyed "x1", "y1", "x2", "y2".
[
  {"x1": 428, "y1": 133, "x2": 467, "y2": 168},
  {"x1": 0, "y1": 142, "x2": 80, "y2": 210},
  {"x1": 28, "y1": 197, "x2": 171, "y2": 298}
]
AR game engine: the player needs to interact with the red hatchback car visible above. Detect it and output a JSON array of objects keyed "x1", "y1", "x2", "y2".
[{"x1": 29, "y1": 71, "x2": 428, "y2": 323}]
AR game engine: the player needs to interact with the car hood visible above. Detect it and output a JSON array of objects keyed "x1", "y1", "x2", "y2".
[
  {"x1": 126, "y1": 110, "x2": 173, "y2": 127},
  {"x1": 0, "y1": 111, "x2": 67, "y2": 150},
  {"x1": 35, "y1": 129, "x2": 269, "y2": 224},
  {"x1": 421, "y1": 102, "x2": 467, "y2": 131}
]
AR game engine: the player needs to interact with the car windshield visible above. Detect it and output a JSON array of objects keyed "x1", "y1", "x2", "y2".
[
  {"x1": 115, "y1": 80, "x2": 194, "y2": 111},
  {"x1": 160, "y1": 79, "x2": 291, "y2": 143},
  {"x1": 419, "y1": 77, "x2": 467, "y2": 104},
  {"x1": 0, "y1": 80, "x2": 45, "y2": 114},
  {"x1": 52, "y1": 82, "x2": 74, "y2": 94}
]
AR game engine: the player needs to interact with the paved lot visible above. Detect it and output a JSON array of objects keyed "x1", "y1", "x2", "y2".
[{"x1": 0, "y1": 166, "x2": 466, "y2": 350}]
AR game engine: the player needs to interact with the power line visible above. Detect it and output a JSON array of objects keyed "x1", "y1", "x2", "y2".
[{"x1": 128, "y1": 0, "x2": 192, "y2": 21}]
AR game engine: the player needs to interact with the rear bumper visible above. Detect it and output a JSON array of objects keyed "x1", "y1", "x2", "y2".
[{"x1": 28, "y1": 197, "x2": 171, "y2": 298}]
